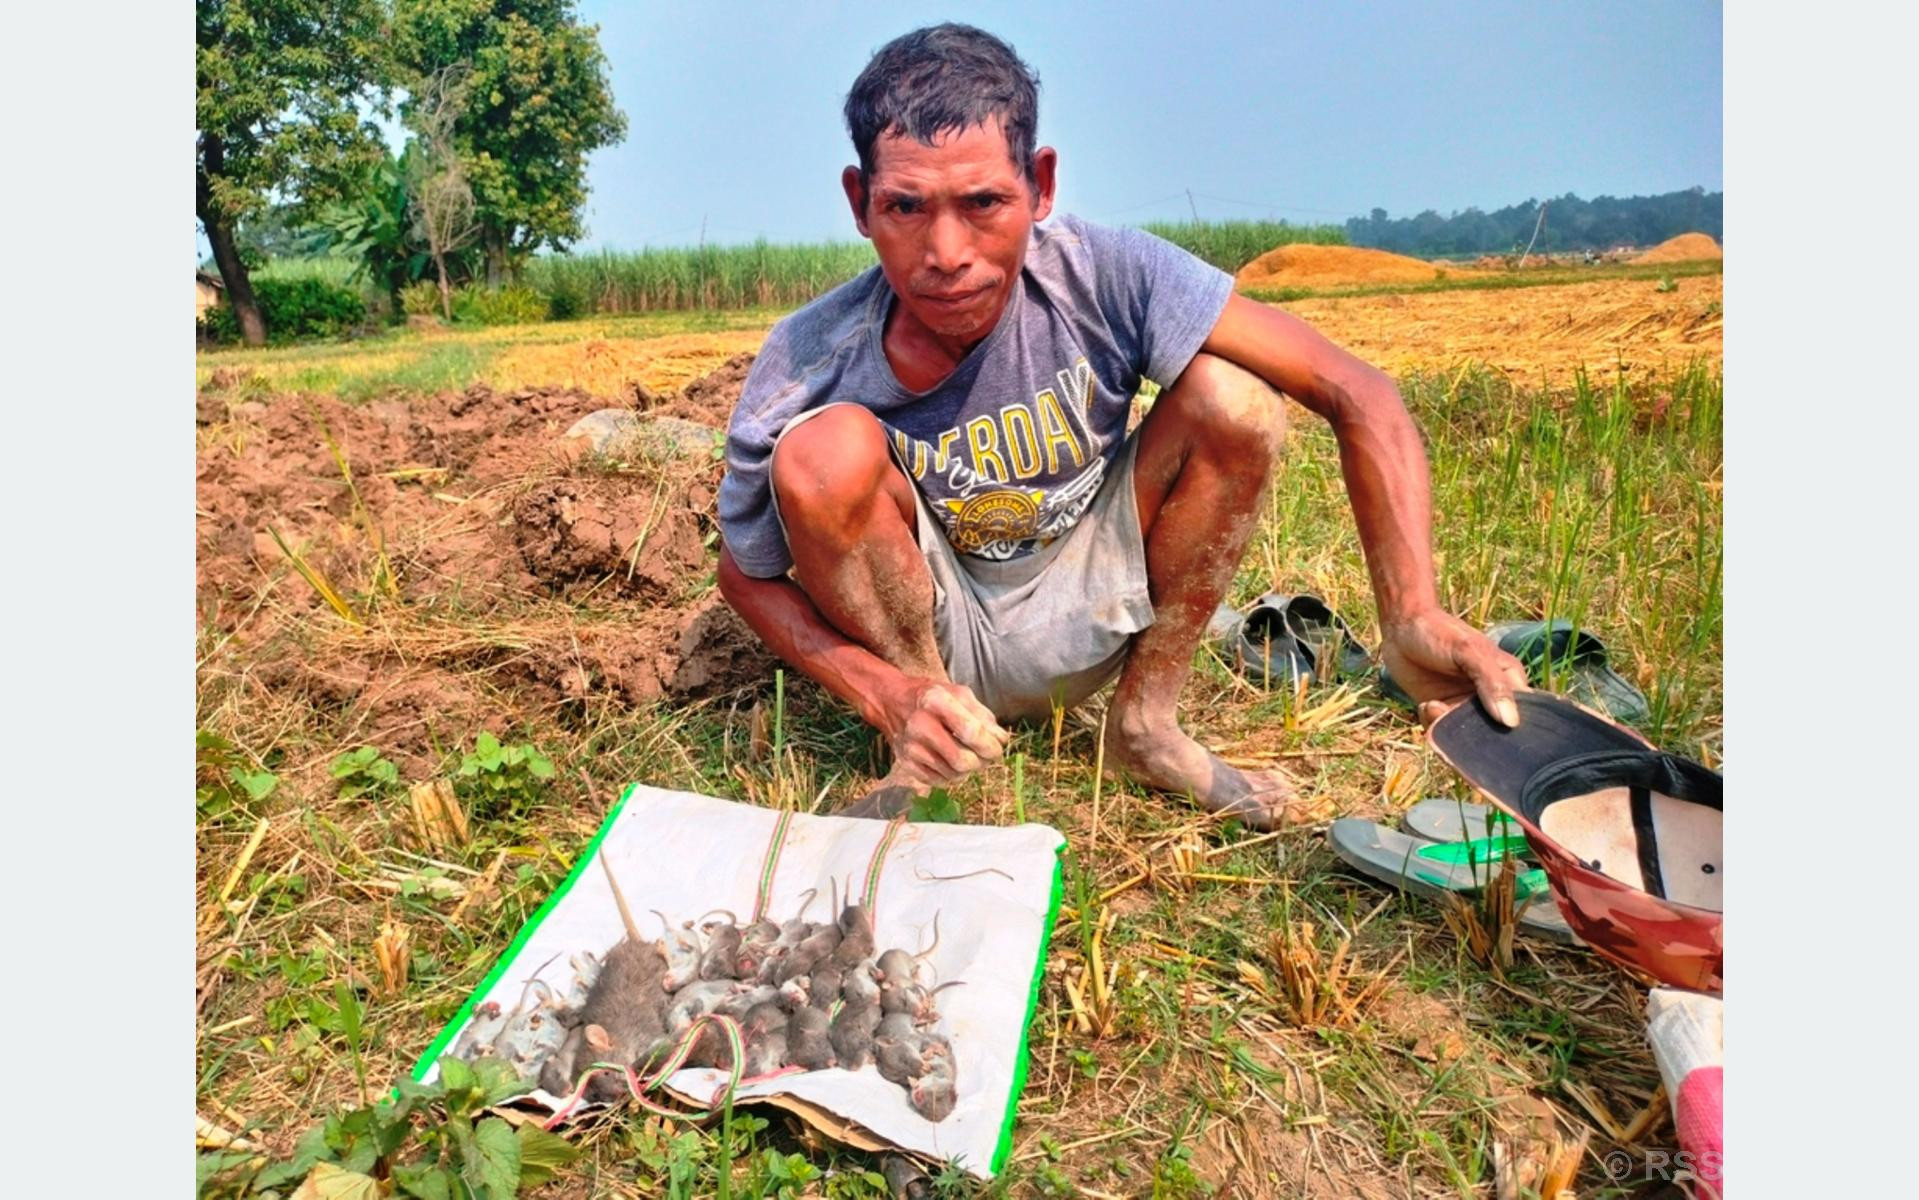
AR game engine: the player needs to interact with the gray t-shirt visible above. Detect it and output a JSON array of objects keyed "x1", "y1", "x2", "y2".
[{"x1": 718, "y1": 213, "x2": 1234, "y2": 579}]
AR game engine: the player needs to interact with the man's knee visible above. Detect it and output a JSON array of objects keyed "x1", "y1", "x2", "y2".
[
  {"x1": 1162, "y1": 352, "x2": 1287, "y2": 464},
  {"x1": 770, "y1": 404, "x2": 911, "y2": 540}
]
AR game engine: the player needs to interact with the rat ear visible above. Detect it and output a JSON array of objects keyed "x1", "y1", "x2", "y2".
[{"x1": 585, "y1": 1024, "x2": 612, "y2": 1052}]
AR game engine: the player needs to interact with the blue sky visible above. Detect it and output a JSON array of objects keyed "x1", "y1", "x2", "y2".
[{"x1": 570, "y1": 0, "x2": 1721, "y2": 248}]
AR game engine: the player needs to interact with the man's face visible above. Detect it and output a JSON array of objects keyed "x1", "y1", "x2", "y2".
[{"x1": 843, "y1": 119, "x2": 1057, "y2": 345}]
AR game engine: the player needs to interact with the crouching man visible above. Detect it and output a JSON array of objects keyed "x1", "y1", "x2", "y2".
[{"x1": 716, "y1": 24, "x2": 1525, "y2": 828}]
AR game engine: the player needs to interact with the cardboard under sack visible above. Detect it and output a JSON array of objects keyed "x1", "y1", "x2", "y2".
[{"x1": 412, "y1": 785, "x2": 1066, "y2": 1178}]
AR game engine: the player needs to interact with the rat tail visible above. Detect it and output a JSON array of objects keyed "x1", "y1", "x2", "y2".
[
  {"x1": 599, "y1": 849, "x2": 645, "y2": 944},
  {"x1": 915, "y1": 910, "x2": 942, "y2": 962}
]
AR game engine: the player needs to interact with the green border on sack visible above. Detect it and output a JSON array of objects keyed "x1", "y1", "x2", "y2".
[
  {"x1": 409, "y1": 781, "x2": 639, "y2": 1081},
  {"x1": 990, "y1": 836, "x2": 1067, "y2": 1175}
]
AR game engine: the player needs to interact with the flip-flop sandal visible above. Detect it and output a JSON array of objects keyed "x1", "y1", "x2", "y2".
[
  {"x1": 1208, "y1": 593, "x2": 1372, "y2": 686},
  {"x1": 1401, "y1": 796, "x2": 1519, "y2": 844},
  {"x1": 1486, "y1": 619, "x2": 1651, "y2": 726},
  {"x1": 1328, "y1": 817, "x2": 1584, "y2": 944}
]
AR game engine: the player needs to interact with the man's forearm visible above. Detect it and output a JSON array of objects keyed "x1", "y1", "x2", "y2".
[
  {"x1": 1323, "y1": 366, "x2": 1442, "y2": 629},
  {"x1": 716, "y1": 550, "x2": 903, "y2": 730},
  {"x1": 1198, "y1": 295, "x2": 1443, "y2": 628}
]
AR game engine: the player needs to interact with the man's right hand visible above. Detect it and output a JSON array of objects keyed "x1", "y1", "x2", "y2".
[{"x1": 877, "y1": 677, "x2": 1010, "y2": 786}]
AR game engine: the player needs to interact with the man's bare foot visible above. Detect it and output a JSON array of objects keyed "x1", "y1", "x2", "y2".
[{"x1": 1103, "y1": 719, "x2": 1332, "y2": 831}]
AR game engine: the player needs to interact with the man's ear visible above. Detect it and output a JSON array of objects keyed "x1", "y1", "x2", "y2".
[
  {"x1": 1029, "y1": 146, "x2": 1058, "y2": 223},
  {"x1": 842, "y1": 166, "x2": 871, "y2": 238}
]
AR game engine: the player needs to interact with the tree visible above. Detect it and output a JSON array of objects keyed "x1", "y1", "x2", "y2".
[
  {"x1": 393, "y1": 0, "x2": 626, "y2": 286},
  {"x1": 407, "y1": 66, "x2": 482, "y2": 319},
  {"x1": 310, "y1": 145, "x2": 434, "y2": 309},
  {"x1": 197, "y1": 0, "x2": 391, "y2": 345}
]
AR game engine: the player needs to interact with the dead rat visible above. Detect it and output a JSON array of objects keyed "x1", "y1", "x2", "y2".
[
  {"x1": 714, "y1": 982, "x2": 778, "y2": 1020},
  {"x1": 735, "y1": 916, "x2": 782, "y2": 977},
  {"x1": 491, "y1": 979, "x2": 569, "y2": 1077},
  {"x1": 550, "y1": 851, "x2": 672, "y2": 1102},
  {"x1": 832, "y1": 895, "x2": 877, "y2": 968},
  {"x1": 873, "y1": 911, "x2": 942, "y2": 997},
  {"x1": 776, "y1": 975, "x2": 812, "y2": 1012},
  {"x1": 740, "y1": 1000, "x2": 790, "y2": 1077},
  {"x1": 901, "y1": 980, "x2": 966, "y2": 1027},
  {"x1": 653, "y1": 909, "x2": 704, "y2": 991},
  {"x1": 665, "y1": 979, "x2": 736, "y2": 1033},
  {"x1": 909, "y1": 1057, "x2": 957, "y2": 1122},
  {"x1": 787, "y1": 1005, "x2": 836, "y2": 1071},
  {"x1": 841, "y1": 961, "x2": 881, "y2": 1008},
  {"x1": 752, "y1": 888, "x2": 821, "y2": 984},
  {"x1": 562, "y1": 951, "x2": 601, "y2": 1010},
  {"x1": 872, "y1": 1012, "x2": 923, "y2": 1085},
  {"x1": 806, "y1": 961, "x2": 845, "y2": 1010},
  {"x1": 451, "y1": 1000, "x2": 507, "y2": 1060},
  {"x1": 697, "y1": 910, "x2": 743, "y2": 981},
  {"x1": 829, "y1": 984, "x2": 883, "y2": 1071},
  {"x1": 778, "y1": 919, "x2": 843, "y2": 984}
]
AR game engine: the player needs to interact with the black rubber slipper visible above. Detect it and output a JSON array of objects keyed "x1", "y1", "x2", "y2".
[
  {"x1": 1208, "y1": 593, "x2": 1371, "y2": 687},
  {"x1": 1486, "y1": 620, "x2": 1650, "y2": 726}
]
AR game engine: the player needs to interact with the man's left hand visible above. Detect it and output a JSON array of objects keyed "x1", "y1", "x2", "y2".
[{"x1": 1378, "y1": 608, "x2": 1530, "y2": 729}]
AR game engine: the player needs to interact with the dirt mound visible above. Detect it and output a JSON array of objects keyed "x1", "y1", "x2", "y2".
[
  {"x1": 1633, "y1": 232, "x2": 1722, "y2": 264},
  {"x1": 1235, "y1": 244, "x2": 1473, "y2": 289},
  {"x1": 511, "y1": 473, "x2": 712, "y2": 599},
  {"x1": 646, "y1": 352, "x2": 756, "y2": 427}
]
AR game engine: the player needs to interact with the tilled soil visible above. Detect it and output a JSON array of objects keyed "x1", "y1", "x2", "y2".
[{"x1": 195, "y1": 357, "x2": 774, "y2": 779}]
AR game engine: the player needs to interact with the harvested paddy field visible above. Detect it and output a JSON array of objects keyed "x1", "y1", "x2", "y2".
[
  {"x1": 197, "y1": 265, "x2": 1722, "y2": 1197},
  {"x1": 1284, "y1": 274, "x2": 1723, "y2": 386}
]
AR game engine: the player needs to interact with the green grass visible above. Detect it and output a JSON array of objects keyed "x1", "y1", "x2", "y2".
[
  {"x1": 522, "y1": 241, "x2": 879, "y2": 315},
  {"x1": 1139, "y1": 218, "x2": 1348, "y2": 273},
  {"x1": 250, "y1": 256, "x2": 364, "y2": 288},
  {"x1": 1243, "y1": 257, "x2": 1723, "y2": 303}
]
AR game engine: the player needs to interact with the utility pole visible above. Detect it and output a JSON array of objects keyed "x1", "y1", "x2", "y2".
[{"x1": 1187, "y1": 189, "x2": 1199, "y2": 223}]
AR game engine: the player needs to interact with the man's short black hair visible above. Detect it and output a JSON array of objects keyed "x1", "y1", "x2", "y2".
[{"x1": 843, "y1": 23, "x2": 1041, "y2": 202}]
